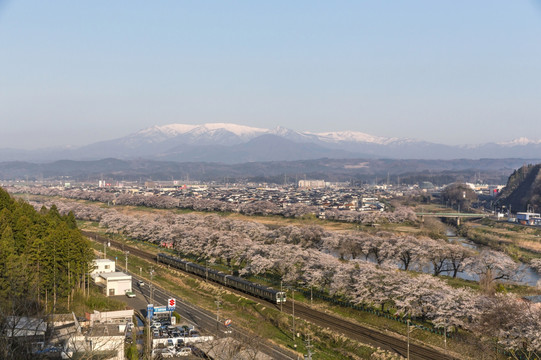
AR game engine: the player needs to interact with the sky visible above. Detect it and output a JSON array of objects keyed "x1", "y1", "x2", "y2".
[{"x1": 1, "y1": 1, "x2": 541, "y2": 149}]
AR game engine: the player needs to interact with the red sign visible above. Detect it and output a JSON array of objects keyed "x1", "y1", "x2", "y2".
[
  {"x1": 224, "y1": 319, "x2": 232, "y2": 327},
  {"x1": 168, "y1": 298, "x2": 176, "y2": 308}
]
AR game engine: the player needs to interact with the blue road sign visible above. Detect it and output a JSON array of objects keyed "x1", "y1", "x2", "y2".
[{"x1": 147, "y1": 304, "x2": 154, "y2": 320}]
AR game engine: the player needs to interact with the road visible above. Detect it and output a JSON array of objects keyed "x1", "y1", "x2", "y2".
[{"x1": 114, "y1": 273, "x2": 299, "y2": 360}]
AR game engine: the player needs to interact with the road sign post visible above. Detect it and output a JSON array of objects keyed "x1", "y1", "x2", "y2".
[{"x1": 167, "y1": 298, "x2": 176, "y2": 324}]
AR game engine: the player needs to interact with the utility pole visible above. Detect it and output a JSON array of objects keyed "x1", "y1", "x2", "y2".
[
  {"x1": 444, "y1": 318, "x2": 448, "y2": 356},
  {"x1": 292, "y1": 289, "x2": 296, "y2": 346},
  {"x1": 125, "y1": 251, "x2": 129, "y2": 272},
  {"x1": 215, "y1": 296, "x2": 222, "y2": 332},
  {"x1": 305, "y1": 334, "x2": 313, "y2": 360},
  {"x1": 444, "y1": 325, "x2": 447, "y2": 355},
  {"x1": 407, "y1": 319, "x2": 410, "y2": 360},
  {"x1": 280, "y1": 280, "x2": 283, "y2": 312},
  {"x1": 149, "y1": 267, "x2": 155, "y2": 305}
]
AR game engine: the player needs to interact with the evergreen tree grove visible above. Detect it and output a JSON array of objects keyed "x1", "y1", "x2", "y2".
[{"x1": 0, "y1": 187, "x2": 94, "y2": 314}]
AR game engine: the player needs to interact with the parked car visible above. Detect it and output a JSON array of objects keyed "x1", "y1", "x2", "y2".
[
  {"x1": 125, "y1": 290, "x2": 136, "y2": 298},
  {"x1": 176, "y1": 347, "x2": 192, "y2": 357},
  {"x1": 151, "y1": 321, "x2": 161, "y2": 329},
  {"x1": 151, "y1": 348, "x2": 174, "y2": 358}
]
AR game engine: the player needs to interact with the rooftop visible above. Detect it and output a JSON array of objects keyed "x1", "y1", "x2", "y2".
[
  {"x1": 93, "y1": 259, "x2": 115, "y2": 264},
  {"x1": 99, "y1": 272, "x2": 131, "y2": 280}
]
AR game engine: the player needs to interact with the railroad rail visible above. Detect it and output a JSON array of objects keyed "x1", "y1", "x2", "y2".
[{"x1": 83, "y1": 230, "x2": 458, "y2": 360}]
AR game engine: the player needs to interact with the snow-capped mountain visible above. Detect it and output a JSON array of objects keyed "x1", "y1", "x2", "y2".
[
  {"x1": 1, "y1": 123, "x2": 541, "y2": 163},
  {"x1": 126, "y1": 123, "x2": 412, "y2": 147},
  {"x1": 497, "y1": 137, "x2": 541, "y2": 146},
  {"x1": 308, "y1": 130, "x2": 401, "y2": 145},
  {"x1": 119, "y1": 123, "x2": 269, "y2": 146}
]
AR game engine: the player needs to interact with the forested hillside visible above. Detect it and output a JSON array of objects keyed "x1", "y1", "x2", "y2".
[
  {"x1": 496, "y1": 164, "x2": 541, "y2": 213},
  {"x1": 0, "y1": 187, "x2": 93, "y2": 315}
]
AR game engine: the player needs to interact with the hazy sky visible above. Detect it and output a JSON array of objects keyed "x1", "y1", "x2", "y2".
[{"x1": 1, "y1": 1, "x2": 541, "y2": 149}]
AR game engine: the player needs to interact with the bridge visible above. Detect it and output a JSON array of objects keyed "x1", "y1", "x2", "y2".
[{"x1": 415, "y1": 212, "x2": 490, "y2": 225}]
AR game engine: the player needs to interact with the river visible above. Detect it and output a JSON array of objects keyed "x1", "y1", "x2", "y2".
[{"x1": 446, "y1": 229, "x2": 541, "y2": 287}]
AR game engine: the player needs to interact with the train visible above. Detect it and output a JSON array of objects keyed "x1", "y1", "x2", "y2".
[{"x1": 157, "y1": 253, "x2": 286, "y2": 304}]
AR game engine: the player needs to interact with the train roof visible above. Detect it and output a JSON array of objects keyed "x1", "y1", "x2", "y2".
[
  {"x1": 159, "y1": 253, "x2": 282, "y2": 295},
  {"x1": 225, "y1": 275, "x2": 279, "y2": 294}
]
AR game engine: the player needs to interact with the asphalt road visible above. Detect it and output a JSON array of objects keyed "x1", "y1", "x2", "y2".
[{"x1": 113, "y1": 274, "x2": 299, "y2": 360}]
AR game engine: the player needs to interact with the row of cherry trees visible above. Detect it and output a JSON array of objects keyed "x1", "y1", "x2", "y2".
[
  {"x1": 27, "y1": 198, "x2": 541, "y2": 354},
  {"x1": 33, "y1": 198, "x2": 519, "y2": 283},
  {"x1": 8, "y1": 185, "x2": 417, "y2": 224}
]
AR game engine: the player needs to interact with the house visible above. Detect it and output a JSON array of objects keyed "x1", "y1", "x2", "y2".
[{"x1": 3, "y1": 317, "x2": 47, "y2": 338}]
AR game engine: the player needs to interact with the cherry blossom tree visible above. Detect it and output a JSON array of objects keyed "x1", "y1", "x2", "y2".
[
  {"x1": 473, "y1": 294, "x2": 541, "y2": 357},
  {"x1": 530, "y1": 258, "x2": 541, "y2": 274}
]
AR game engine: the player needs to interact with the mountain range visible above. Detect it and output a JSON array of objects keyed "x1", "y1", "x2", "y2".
[{"x1": 2, "y1": 123, "x2": 541, "y2": 163}]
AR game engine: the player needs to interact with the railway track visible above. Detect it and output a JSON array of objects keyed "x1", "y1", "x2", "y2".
[
  {"x1": 282, "y1": 300, "x2": 452, "y2": 360},
  {"x1": 83, "y1": 230, "x2": 458, "y2": 360}
]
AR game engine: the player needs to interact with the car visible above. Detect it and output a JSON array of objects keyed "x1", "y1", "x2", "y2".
[
  {"x1": 176, "y1": 347, "x2": 192, "y2": 357},
  {"x1": 161, "y1": 351, "x2": 174, "y2": 358},
  {"x1": 138, "y1": 280, "x2": 144, "y2": 286},
  {"x1": 125, "y1": 290, "x2": 136, "y2": 298},
  {"x1": 151, "y1": 349, "x2": 174, "y2": 358}
]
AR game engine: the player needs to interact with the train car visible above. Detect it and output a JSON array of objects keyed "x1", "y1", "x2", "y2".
[
  {"x1": 157, "y1": 253, "x2": 286, "y2": 304},
  {"x1": 207, "y1": 269, "x2": 227, "y2": 284},
  {"x1": 158, "y1": 253, "x2": 189, "y2": 272},
  {"x1": 225, "y1": 275, "x2": 286, "y2": 303},
  {"x1": 186, "y1": 262, "x2": 207, "y2": 278}
]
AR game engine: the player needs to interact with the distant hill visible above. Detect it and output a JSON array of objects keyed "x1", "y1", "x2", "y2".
[
  {"x1": 496, "y1": 164, "x2": 541, "y2": 213},
  {"x1": 0, "y1": 157, "x2": 536, "y2": 185}
]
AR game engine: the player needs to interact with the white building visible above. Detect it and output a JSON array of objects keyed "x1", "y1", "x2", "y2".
[
  {"x1": 4, "y1": 317, "x2": 47, "y2": 338},
  {"x1": 91, "y1": 259, "x2": 115, "y2": 275},
  {"x1": 298, "y1": 180, "x2": 326, "y2": 189},
  {"x1": 62, "y1": 325, "x2": 125, "y2": 360},
  {"x1": 94, "y1": 272, "x2": 132, "y2": 297},
  {"x1": 87, "y1": 310, "x2": 134, "y2": 326},
  {"x1": 91, "y1": 258, "x2": 132, "y2": 296}
]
